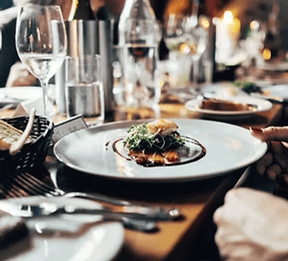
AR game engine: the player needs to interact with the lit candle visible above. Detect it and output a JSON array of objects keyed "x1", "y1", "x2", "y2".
[{"x1": 215, "y1": 10, "x2": 241, "y2": 63}]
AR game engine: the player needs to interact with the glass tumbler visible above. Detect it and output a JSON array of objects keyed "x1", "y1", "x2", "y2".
[{"x1": 65, "y1": 54, "x2": 105, "y2": 125}]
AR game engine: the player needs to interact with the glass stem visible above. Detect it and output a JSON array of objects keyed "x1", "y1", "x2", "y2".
[
  {"x1": 192, "y1": 58, "x2": 199, "y2": 92},
  {"x1": 40, "y1": 79, "x2": 49, "y2": 117}
]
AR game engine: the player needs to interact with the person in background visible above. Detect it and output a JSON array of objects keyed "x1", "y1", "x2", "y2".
[
  {"x1": 3, "y1": 0, "x2": 200, "y2": 87},
  {"x1": 3, "y1": 0, "x2": 127, "y2": 87},
  {"x1": 0, "y1": 4, "x2": 20, "y2": 87}
]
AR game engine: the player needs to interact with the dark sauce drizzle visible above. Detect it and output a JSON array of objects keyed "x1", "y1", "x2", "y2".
[
  {"x1": 105, "y1": 141, "x2": 110, "y2": 150},
  {"x1": 110, "y1": 135, "x2": 206, "y2": 167}
]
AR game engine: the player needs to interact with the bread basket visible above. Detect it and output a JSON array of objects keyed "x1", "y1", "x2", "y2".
[{"x1": 0, "y1": 115, "x2": 54, "y2": 175}]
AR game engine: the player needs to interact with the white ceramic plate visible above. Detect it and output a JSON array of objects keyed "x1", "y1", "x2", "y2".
[
  {"x1": 185, "y1": 96, "x2": 272, "y2": 119},
  {"x1": 262, "y1": 84, "x2": 288, "y2": 101},
  {"x1": 249, "y1": 84, "x2": 288, "y2": 103},
  {"x1": 3, "y1": 197, "x2": 124, "y2": 261},
  {"x1": 54, "y1": 119, "x2": 267, "y2": 182},
  {"x1": 0, "y1": 87, "x2": 42, "y2": 107}
]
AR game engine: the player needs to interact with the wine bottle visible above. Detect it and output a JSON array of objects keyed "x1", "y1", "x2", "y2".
[
  {"x1": 68, "y1": 0, "x2": 95, "y2": 21},
  {"x1": 118, "y1": 0, "x2": 161, "y2": 108}
]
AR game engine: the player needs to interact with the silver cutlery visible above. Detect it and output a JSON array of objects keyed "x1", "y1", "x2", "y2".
[
  {"x1": 11, "y1": 172, "x2": 182, "y2": 221},
  {"x1": 0, "y1": 202, "x2": 157, "y2": 232}
]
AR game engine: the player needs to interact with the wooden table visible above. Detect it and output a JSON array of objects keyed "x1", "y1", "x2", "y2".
[{"x1": 0, "y1": 101, "x2": 284, "y2": 261}]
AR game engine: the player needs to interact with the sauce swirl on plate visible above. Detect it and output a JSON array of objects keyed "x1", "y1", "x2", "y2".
[{"x1": 109, "y1": 119, "x2": 206, "y2": 167}]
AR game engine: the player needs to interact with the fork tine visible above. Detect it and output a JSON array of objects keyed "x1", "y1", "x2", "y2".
[
  {"x1": 11, "y1": 184, "x2": 28, "y2": 197},
  {"x1": 3, "y1": 181, "x2": 25, "y2": 198},
  {"x1": 22, "y1": 173, "x2": 55, "y2": 190},
  {"x1": 18, "y1": 173, "x2": 63, "y2": 196},
  {"x1": 13, "y1": 175, "x2": 45, "y2": 196},
  {"x1": 0, "y1": 184, "x2": 11, "y2": 198}
]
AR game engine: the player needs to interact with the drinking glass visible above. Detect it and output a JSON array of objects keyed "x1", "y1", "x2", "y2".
[
  {"x1": 65, "y1": 54, "x2": 105, "y2": 126},
  {"x1": 164, "y1": 14, "x2": 208, "y2": 92},
  {"x1": 15, "y1": 5, "x2": 67, "y2": 116},
  {"x1": 184, "y1": 16, "x2": 208, "y2": 90}
]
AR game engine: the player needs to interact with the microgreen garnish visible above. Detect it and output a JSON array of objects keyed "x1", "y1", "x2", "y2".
[{"x1": 124, "y1": 122, "x2": 185, "y2": 152}]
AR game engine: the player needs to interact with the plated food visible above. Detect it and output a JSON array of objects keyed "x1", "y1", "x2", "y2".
[
  {"x1": 234, "y1": 80, "x2": 264, "y2": 94},
  {"x1": 54, "y1": 119, "x2": 267, "y2": 181},
  {"x1": 234, "y1": 81, "x2": 287, "y2": 103},
  {"x1": 200, "y1": 98, "x2": 256, "y2": 112},
  {"x1": 185, "y1": 95, "x2": 272, "y2": 120},
  {"x1": 123, "y1": 119, "x2": 185, "y2": 166},
  {"x1": 120, "y1": 119, "x2": 205, "y2": 167}
]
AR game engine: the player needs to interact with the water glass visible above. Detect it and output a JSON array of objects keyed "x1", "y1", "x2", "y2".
[
  {"x1": 112, "y1": 45, "x2": 124, "y2": 106},
  {"x1": 65, "y1": 55, "x2": 105, "y2": 125}
]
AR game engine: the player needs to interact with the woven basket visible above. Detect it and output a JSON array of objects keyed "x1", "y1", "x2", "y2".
[{"x1": 0, "y1": 115, "x2": 54, "y2": 174}]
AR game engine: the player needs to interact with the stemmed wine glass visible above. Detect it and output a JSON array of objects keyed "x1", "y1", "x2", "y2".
[
  {"x1": 183, "y1": 15, "x2": 208, "y2": 92},
  {"x1": 164, "y1": 14, "x2": 208, "y2": 93},
  {"x1": 15, "y1": 5, "x2": 67, "y2": 116}
]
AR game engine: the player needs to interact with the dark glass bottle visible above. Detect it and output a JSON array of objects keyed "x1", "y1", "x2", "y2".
[
  {"x1": 118, "y1": 0, "x2": 161, "y2": 108},
  {"x1": 68, "y1": 0, "x2": 95, "y2": 20},
  {"x1": 262, "y1": 0, "x2": 281, "y2": 59}
]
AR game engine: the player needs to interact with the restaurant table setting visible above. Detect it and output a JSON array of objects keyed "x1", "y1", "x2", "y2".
[
  {"x1": 0, "y1": 44, "x2": 286, "y2": 259},
  {"x1": 1, "y1": 1, "x2": 288, "y2": 261},
  {"x1": 0, "y1": 81, "x2": 284, "y2": 261}
]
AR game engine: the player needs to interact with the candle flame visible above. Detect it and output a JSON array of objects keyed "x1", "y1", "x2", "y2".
[
  {"x1": 250, "y1": 20, "x2": 260, "y2": 30},
  {"x1": 223, "y1": 11, "x2": 233, "y2": 24},
  {"x1": 263, "y1": 48, "x2": 271, "y2": 60}
]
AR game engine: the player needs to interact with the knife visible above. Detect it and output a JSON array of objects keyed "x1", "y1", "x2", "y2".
[
  {"x1": 1, "y1": 202, "x2": 158, "y2": 232},
  {"x1": 16, "y1": 202, "x2": 180, "y2": 222},
  {"x1": 19, "y1": 202, "x2": 160, "y2": 220}
]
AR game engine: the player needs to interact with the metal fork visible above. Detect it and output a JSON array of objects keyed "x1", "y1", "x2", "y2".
[
  {"x1": 0, "y1": 178, "x2": 158, "y2": 233},
  {"x1": 10, "y1": 172, "x2": 182, "y2": 221}
]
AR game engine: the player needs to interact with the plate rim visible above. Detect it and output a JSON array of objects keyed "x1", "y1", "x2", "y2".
[
  {"x1": 262, "y1": 84, "x2": 288, "y2": 100},
  {"x1": 54, "y1": 118, "x2": 267, "y2": 182},
  {"x1": 0, "y1": 86, "x2": 42, "y2": 106}
]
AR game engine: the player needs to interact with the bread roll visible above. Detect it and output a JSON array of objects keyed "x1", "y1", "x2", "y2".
[{"x1": 0, "y1": 120, "x2": 33, "y2": 151}]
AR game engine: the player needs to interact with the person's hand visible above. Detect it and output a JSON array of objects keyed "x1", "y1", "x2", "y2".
[
  {"x1": 213, "y1": 187, "x2": 288, "y2": 261},
  {"x1": 250, "y1": 126, "x2": 288, "y2": 184},
  {"x1": 5, "y1": 62, "x2": 37, "y2": 87}
]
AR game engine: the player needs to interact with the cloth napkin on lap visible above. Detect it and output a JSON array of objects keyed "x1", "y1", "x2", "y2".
[{"x1": 213, "y1": 188, "x2": 288, "y2": 261}]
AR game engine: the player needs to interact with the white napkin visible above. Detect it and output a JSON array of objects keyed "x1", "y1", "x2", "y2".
[
  {"x1": 213, "y1": 188, "x2": 288, "y2": 261},
  {"x1": 13, "y1": 98, "x2": 57, "y2": 117}
]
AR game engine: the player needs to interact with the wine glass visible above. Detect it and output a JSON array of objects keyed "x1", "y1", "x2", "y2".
[
  {"x1": 163, "y1": 14, "x2": 208, "y2": 93},
  {"x1": 15, "y1": 4, "x2": 67, "y2": 116},
  {"x1": 183, "y1": 15, "x2": 208, "y2": 92}
]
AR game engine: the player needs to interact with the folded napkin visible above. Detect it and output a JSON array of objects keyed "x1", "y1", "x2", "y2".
[
  {"x1": 213, "y1": 188, "x2": 288, "y2": 261},
  {"x1": 13, "y1": 97, "x2": 57, "y2": 117}
]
